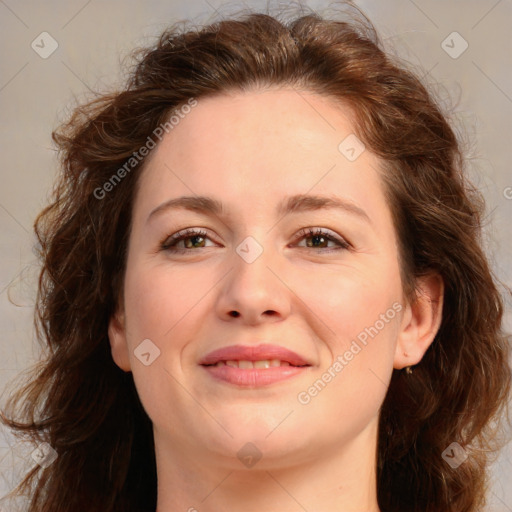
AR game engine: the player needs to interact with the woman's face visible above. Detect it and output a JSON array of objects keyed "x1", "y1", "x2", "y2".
[{"x1": 109, "y1": 88, "x2": 418, "y2": 469}]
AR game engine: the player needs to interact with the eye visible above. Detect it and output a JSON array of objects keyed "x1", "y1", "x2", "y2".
[
  {"x1": 292, "y1": 227, "x2": 350, "y2": 252},
  {"x1": 160, "y1": 228, "x2": 216, "y2": 253},
  {"x1": 160, "y1": 227, "x2": 351, "y2": 254}
]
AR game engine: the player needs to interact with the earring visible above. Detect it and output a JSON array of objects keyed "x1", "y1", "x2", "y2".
[{"x1": 405, "y1": 366, "x2": 413, "y2": 374}]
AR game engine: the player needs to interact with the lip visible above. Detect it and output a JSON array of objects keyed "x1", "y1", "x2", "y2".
[
  {"x1": 199, "y1": 344, "x2": 311, "y2": 367},
  {"x1": 199, "y1": 344, "x2": 312, "y2": 388},
  {"x1": 202, "y1": 364, "x2": 310, "y2": 387}
]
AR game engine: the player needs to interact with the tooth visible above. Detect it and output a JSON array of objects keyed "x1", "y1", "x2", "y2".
[
  {"x1": 220, "y1": 359, "x2": 295, "y2": 369},
  {"x1": 253, "y1": 360, "x2": 271, "y2": 369}
]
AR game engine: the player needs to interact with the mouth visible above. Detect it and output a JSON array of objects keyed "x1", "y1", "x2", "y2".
[
  {"x1": 203, "y1": 359, "x2": 309, "y2": 369},
  {"x1": 199, "y1": 344, "x2": 312, "y2": 387}
]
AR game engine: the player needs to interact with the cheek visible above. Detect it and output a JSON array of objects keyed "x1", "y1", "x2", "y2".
[
  {"x1": 295, "y1": 285, "x2": 400, "y2": 439},
  {"x1": 297, "y1": 257, "x2": 403, "y2": 349},
  {"x1": 121, "y1": 261, "x2": 215, "y2": 414},
  {"x1": 293, "y1": 258, "x2": 401, "y2": 411},
  {"x1": 123, "y1": 260, "x2": 207, "y2": 343},
  {"x1": 296, "y1": 352, "x2": 392, "y2": 445},
  {"x1": 121, "y1": 263, "x2": 199, "y2": 432}
]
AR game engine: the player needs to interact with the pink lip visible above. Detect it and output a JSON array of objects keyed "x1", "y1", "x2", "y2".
[
  {"x1": 199, "y1": 344, "x2": 312, "y2": 388},
  {"x1": 202, "y1": 364, "x2": 309, "y2": 387},
  {"x1": 199, "y1": 344, "x2": 310, "y2": 366}
]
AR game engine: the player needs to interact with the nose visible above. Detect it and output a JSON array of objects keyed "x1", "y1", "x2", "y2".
[{"x1": 214, "y1": 239, "x2": 291, "y2": 325}]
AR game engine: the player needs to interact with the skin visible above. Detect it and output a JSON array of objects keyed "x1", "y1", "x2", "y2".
[{"x1": 108, "y1": 88, "x2": 444, "y2": 512}]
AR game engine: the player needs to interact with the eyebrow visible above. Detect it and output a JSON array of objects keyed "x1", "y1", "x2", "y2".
[{"x1": 147, "y1": 193, "x2": 371, "y2": 224}]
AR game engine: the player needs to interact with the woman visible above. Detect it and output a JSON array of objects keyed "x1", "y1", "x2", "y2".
[{"x1": 1, "y1": 4, "x2": 510, "y2": 512}]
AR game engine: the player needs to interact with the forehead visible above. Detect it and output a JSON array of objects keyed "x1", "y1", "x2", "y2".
[
  {"x1": 133, "y1": 88, "x2": 390, "y2": 227},
  {"x1": 150, "y1": 88, "x2": 359, "y2": 170}
]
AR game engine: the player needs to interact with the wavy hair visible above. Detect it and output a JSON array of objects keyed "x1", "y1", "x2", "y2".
[{"x1": 1, "y1": 4, "x2": 510, "y2": 512}]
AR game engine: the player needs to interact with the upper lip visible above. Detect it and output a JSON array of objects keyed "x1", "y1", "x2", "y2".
[{"x1": 199, "y1": 344, "x2": 311, "y2": 367}]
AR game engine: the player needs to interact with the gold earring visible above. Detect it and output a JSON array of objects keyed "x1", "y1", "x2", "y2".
[{"x1": 405, "y1": 366, "x2": 413, "y2": 374}]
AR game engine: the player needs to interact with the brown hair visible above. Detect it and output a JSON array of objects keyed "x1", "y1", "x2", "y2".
[{"x1": 1, "y1": 5, "x2": 510, "y2": 512}]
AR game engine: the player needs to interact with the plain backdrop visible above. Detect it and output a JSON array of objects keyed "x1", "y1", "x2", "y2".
[{"x1": 0, "y1": 0, "x2": 511, "y2": 510}]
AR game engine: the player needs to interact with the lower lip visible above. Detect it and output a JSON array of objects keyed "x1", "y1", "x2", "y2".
[{"x1": 201, "y1": 364, "x2": 310, "y2": 387}]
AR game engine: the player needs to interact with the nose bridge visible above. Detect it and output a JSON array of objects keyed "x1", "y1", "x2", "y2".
[
  {"x1": 216, "y1": 232, "x2": 289, "y2": 322},
  {"x1": 232, "y1": 233, "x2": 275, "y2": 295}
]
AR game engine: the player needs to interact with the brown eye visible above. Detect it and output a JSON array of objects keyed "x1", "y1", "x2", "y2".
[
  {"x1": 294, "y1": 228, "x2": 350, "y2": 251},
  {"x1": 161, "y1": 229, "x2": 214, "y2": 253}
]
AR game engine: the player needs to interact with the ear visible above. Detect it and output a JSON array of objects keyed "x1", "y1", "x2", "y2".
[
  {"x1": 108, "y1": 303, "x2": 132, "y2": 372},
  {"x1": 394, "y1": 273, "x2": 444, "y2": 369}
]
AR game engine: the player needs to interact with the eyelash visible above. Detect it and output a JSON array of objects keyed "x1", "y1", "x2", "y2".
[{"x1": 160, "y1": 227, "x2": 350, "y2": 254}]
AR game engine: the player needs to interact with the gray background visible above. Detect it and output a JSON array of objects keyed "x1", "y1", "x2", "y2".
[{"x1": 0, "y1": 0, "x2": 511, "y2": 510}]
